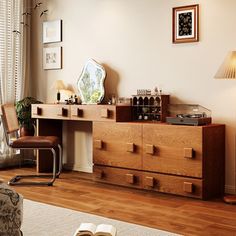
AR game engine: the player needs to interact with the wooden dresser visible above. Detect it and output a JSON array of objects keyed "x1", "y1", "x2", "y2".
[
  {"x1": 32, "y1": 104, "x2": 225, "y2": 199},
  {"x1": 93, "y1": 122, "x2": 225, "y2": 200}
]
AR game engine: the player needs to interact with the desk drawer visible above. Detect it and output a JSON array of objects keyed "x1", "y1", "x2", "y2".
[
  {"x1": 71, "y1": 105, "x2": 115, "y2": 121},
  {"x1": 71, "y1": 105, "x2": 132, "y2": 122},
  {"x1": 32, "y1": 104, "x2": 71, "y2": 120},
  {"x1": 93, "y1": 165, "x2": 142, "y2": 189}
]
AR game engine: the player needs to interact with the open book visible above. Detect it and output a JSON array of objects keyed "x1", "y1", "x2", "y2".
[{"x1": 73, "y1": 223, "x2": 117, "y2": 236}]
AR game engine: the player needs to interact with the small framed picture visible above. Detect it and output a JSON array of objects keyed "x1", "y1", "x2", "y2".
[
  {"x1": 43, "y1": 19, "x2": 62, "y2": 44},
  {"x1": 172, "y1": 4, "x2": 199, "y2": 44},
  {"x1": 43, "y1": 47, "x2": 62, "y2": 70}
]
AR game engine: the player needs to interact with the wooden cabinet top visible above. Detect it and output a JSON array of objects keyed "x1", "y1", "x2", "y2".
[
  {"x1": 31, "y1": 104, "x2": 132, "y2": 122},
  {"x1": 32, "y1": 104, "x2": 224, "y2": 128}
]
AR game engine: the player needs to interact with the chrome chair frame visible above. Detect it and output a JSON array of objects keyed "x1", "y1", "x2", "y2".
[{"x1": 7, "y1": 145, "x2": 62, "y2": 186}]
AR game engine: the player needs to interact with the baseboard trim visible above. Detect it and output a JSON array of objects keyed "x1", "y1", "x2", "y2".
[{"x1": 225, "y1": 185, "x2": 236, "y2": 194}]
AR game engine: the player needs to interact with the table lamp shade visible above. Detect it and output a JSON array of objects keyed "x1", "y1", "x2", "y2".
[
  {"x1": 54, "y1": 80, "x2": 65, "y2": 90},
  {"x1": 215, "y1": 51, "x2": 236, "y2": 79}
]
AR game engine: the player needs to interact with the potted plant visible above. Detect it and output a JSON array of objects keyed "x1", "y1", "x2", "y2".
[{"x1": 15, "y1": 97, "x2": 42, "y2": 136}]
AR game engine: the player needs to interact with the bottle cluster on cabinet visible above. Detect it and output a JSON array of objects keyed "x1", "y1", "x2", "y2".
[{"x1": 131, "y1": 95, "x2": 170, "y2": 122}]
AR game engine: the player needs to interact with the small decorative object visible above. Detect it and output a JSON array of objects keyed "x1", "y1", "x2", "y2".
[
  {"x1": 172, "y1": 4, "x2": 199, "y2": 44},
  {"x1": 146, "y1": 89, "x2": 151, "y2": 95},
  {"x1": 16, "y1": 2, "x2": 48, "y2": 34},
  {"x1": 111, "y1": 94, "x2": 116, "y2": 105},
  {"x1": 137, "y1": 89, "x2": 152, "y2": 96},
  {"x1": 15, "y1": 97, "x2": 42, "y2": 136},
  {"x1": 117, "y1": 97, "x2": 131, "y2": 105},
  {"x1": 154, "y1": 87, "x2": 158, "y2": 95},
  {"x1": 77, "y1": 58, "x2": 106, "y2": 104},
  {"x1": 43, "y1": 19, "x2": 62, "y2": 43},
  {"x1": 43, "y1": 47, "x2": 62, "y2": 70},
  {"x1": 74, "y1": 95, "x2": 78, "y2": 104},
  {"x1": 53, "y1": 80, "x2": 65, "y2": 103},
  {"x1": 40, "y1": 9, "x2": 48, "y2": 17}
]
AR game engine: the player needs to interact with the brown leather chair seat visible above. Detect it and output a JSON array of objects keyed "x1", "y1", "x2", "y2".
[{"x1": 11, "y1": 136, "x2": 60, "y2": 148}]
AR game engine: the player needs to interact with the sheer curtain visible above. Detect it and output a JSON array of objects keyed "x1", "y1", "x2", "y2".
[{"x1": 0, "y1": 0, "x2": 29, "y2": 165}]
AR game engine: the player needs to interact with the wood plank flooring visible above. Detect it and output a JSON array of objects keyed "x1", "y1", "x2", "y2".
[{"x1": 1, "y1": 167, "x2": 236, "y2": 236}]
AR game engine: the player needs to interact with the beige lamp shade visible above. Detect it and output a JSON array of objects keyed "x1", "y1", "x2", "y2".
[
  {"x1": 54, "y1": 80, "x2": 65, "y2": 90},
  {"x1": 60, "y1": 89, "x2": 73, "y2": 96},
  {"x1": 215, "y1": 51, "x2": 236, "y2": 79}
]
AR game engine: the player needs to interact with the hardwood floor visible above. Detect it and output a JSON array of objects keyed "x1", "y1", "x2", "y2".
[{"x1": 1, "y1": 167, "x2": 236, "y2": 236}]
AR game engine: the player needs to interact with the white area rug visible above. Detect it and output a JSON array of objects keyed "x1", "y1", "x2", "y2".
[{"x1": 22, "y1": 199, "x2": 180, "y2": 236}]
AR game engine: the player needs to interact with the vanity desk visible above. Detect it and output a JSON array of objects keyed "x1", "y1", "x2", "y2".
[{"x1": 32, "y1": 103, "x2": 225, "y2": 200}]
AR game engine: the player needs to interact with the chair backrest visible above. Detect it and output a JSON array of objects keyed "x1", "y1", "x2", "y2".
[{"x1": 1, "y1": 104, "x2": 19, "y2": 134}]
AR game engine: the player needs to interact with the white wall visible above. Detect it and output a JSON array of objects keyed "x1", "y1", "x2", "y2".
[{"x1": 31, "y1": 0, "x2": 236, "y2": 193}]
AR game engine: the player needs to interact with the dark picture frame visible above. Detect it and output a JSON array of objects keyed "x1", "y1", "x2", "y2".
[{"x1": 172, "y1": 4, "x2": 199, "y2": 44}]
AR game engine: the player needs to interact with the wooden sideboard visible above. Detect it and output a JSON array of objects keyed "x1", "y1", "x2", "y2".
[{"x1": 32, "y1": 104, "x2": 225, "y2": 199}]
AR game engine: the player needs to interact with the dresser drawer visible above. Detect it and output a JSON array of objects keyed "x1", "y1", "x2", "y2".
[
  {"x1": 71, "y1": 105, "x2": 131, "y2": 122},
  {"x1": 143, "y1": 172, "x2": 203, "y2": 199},
  {"x1": 143, "y1": 124, "x2": 203, "y2": 178},
  {"x1": 32, "y1": 104, "x2": 71, "y2": 120},
  {"x1": 71, "y1": 105, "x2": 116, "y2": 121},
  {"x1": 93, "y1": 165, "x2": 142, "y2": 189},
  {"x1": 93, "y1": 122, "x2": 142, "y2": 170}
]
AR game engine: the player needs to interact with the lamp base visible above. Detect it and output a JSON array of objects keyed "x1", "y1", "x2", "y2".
[
  {"x1": 223, "y1": 195, "x2": 236, "y2": 204},
  {"x1": 57, "y1": 91, "x2": 61, "y2": 103}
]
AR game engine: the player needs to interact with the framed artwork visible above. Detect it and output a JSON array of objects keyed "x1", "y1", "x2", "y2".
[
  {"x1": 43, "y1": 19, "x2": 62, "y2": 43},
  {"x1": 43, "y1": 47, "x2": 62, "y2": 70},
  {"x1": 172, "y1": 4, "x2": 199, "y2": 44}
]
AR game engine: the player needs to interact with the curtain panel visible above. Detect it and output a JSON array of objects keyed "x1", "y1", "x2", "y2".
[{"x1": 0, "y1": 0, "x2": 29, "y2": 165}]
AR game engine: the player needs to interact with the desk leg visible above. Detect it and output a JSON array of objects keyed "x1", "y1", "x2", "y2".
[{"x1": 36, "y1": 119, "x2": 63, "y2": 173}]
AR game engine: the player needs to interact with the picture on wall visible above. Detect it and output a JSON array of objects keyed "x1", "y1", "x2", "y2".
[
  {"x1": 43, "y1": 47, "x2": 62, "y2": 70},
  {"x1": 172, "y1": 4, "x2": 199, "y2": 44},
  {"x1": 43, "y1": 19, "x2": 62, "y2": 43}
]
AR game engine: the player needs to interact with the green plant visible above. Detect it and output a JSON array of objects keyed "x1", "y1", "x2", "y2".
[{"x1": 15, "y1": 97, "x2": 42, "y2": 128}]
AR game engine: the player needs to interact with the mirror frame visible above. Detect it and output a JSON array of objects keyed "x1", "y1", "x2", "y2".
[{"x1": 77, "y1": 59, "x2": 106, "y2": 104}]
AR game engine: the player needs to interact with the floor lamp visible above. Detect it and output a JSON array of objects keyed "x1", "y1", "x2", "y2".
[{"x1": 215, "y1": 51, "x2": 236, "y2": 204}]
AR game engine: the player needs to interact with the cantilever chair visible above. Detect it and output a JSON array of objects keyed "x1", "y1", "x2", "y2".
[{"x1": 1, "y1": 104, "x2": 62, "y2": 186}]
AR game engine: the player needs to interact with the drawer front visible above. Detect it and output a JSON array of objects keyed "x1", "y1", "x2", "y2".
[
  {"x1": 143, "y1": 172, "x2": 203, "y2": 199},
  {"x1": 93, "y1": 122, "x2": 142, "y2": 170},
  {"x1": 93, "y1": 165, "x2": 142, "y2": 189},
  {"x1": 32, "y1": 104, "x2": 71, "y2": 120},
  {"x1": 143, "y1": 124, "x2": 203, "y2": 178},
  {"x1": 71, "y1": 105, "x2": 116, "y2": 121}
]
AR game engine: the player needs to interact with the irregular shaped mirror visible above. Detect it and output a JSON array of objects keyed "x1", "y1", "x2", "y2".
[{"x1": 77, "y1": 59, "x2": 106, "y2": 104}]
